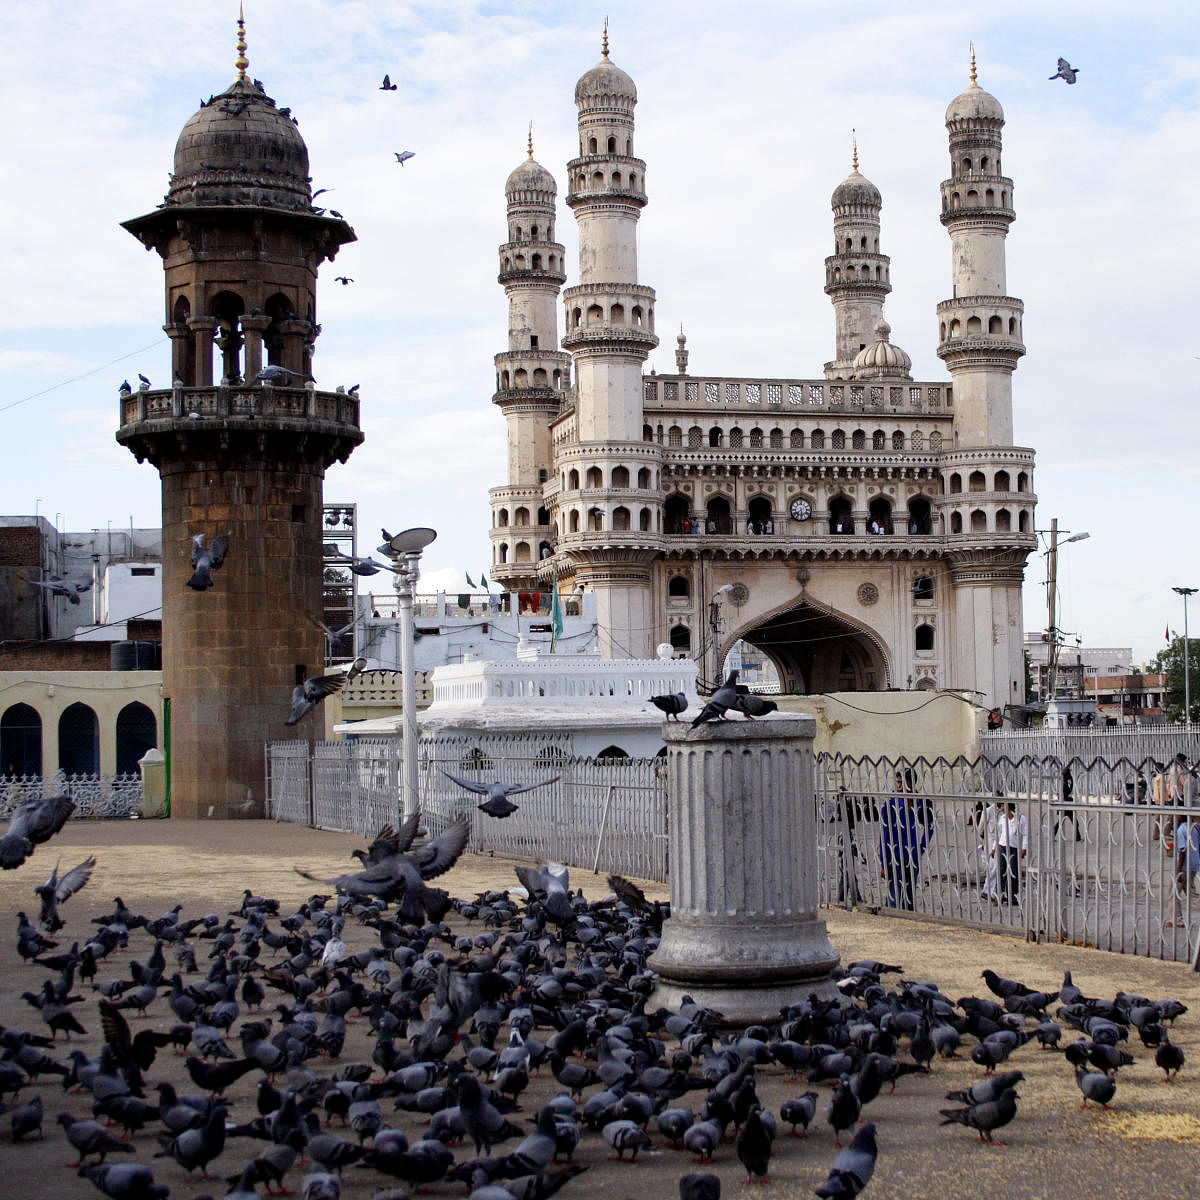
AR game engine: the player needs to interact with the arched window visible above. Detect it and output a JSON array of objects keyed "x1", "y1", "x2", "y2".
[
  {"x1": 994, "y1": 470, "x2": 1010, "y2": 492},
  {"x1": 637, "y1": 468, "x2": 651, "y2": 488},
  {"x1": 912, "y1": 576, "x2": 934, "y2": 602},
  {"x1": 749, "y1": 427, "x2": 764, "y2": 448},
  {"x1": 585, "y1": 466, "x2": 603, "y2": 489},
  {"x1": 1, "y1": 702, "x2": 42, "y2": 777},
  {"x1": 829, "y1": 496, "x2": 854, "y2": 535},
  {"x1": 949, "y1": 472, "x2": 962, "y2": 493},
  {"x1": 988, "y1": 314, "x2": 1002, "y2": 333},
  {"x1": 950, "y1": 511, "x2": 963, "y2": 534},
  {"x1": 611, "y1": 465, "x2": 630, "y2": 488},
  {"x1": 892, "y1": 430, "x2": 905, "y2": 451},
  {"x1": 668, "y1": 575, "x2": 690, "y2": 599},
  {"x1": 810, "y1": 429, "x2": 825, "y2": 450},
  {"x1": 790, "y1": 429, "x2": 803, "y2": 449},
  {"x1": 58, "y1": 702, "x2": 99, "y2": 776},
  {"x1": 915, "y1": 624, "x2": 935, "y2": 652},
  {"x1": 831, "y1": 429, "x2": 845, "y2": 450},
  {"x1": 587, "y1": 303, "x2": 603, "y2": 325},
  {"x1": 706, "y1": 495, "x2": 732, "y2": 534},
  {"x1": 852, "y1": 430, "x2": 866, "y2": 450},
  {"x1": 907, "y1": 496, "x2": 933, "y2": 535},
  {"x1": 709, "y1": 427, "x2": 723, "y2": 447},
  {"x1": 567, "y1": 469, "x2": 580, "y2": 490},
  {"x1": 643, "y1": 424, "x2": 653, "y2": 443},
  {"x1": 568, "y1": 510, "x2": 580, "y2": 532},
  {"x1": 688, "y1": 426, "x2": 703, "y2": 448},
  {"x1": 639, "y1": 507, "x2": 652, "y2": 531},
  {"x1": 668, "y1": 425, "x2": 683, "y2": 447},
  {"x1": 867, "y1": 497, "x2": 892, "y2": 535},
  {"x1": 669, "y1": 624, "x2": 691, "y2": 654},
  {"x1": 513, "y1": 507, "x2": 529, "y2": 526},
  {"x1": 664, "y1": 494, "x2": 691, "y2": 534},
  {"x1": 498, "y1": 542, "x2": 509, "y2": 562},
  {"x1": 514, "y1": 541, "x2": 532, "y2": 562},
  {"x1": 539, "y1": 540, "x2": 554, "y2": 559},
  {"x1": 1016, "y1": 472, "x2": 1028, "y2": 492},
  {"x1": 967, "y1": 316, "x2": 982, "y2": 334},
  {"x1": 969, "y1": 471, "x2": 986, "y2": 492},
  {"x1": 970, "y1": 509, "x2": 987, "y2": 532},
  {"x1": 587, "y1": 508, "x2": 604, "y2": 532},
  {"x1": 537, "y1": 506, "x2": 550, "y2": 525},
  {"x1": 872, "y1": 430, "x2": 885, "y2": 451},
  {"x1": 747, "y1": 496, "x2": 772, "y2": 533},
  {"x1": 1018, "y1": 509, "x2": 1030, "y2": 533},
  {"x1": 115, "y1": 702, "x2": 157, "y2": 775},
  {"x1": 729, "y1": 427, "x2": 744, "y2": 448},
  {"x1": 497, "y1": 508, "x2": 509, "y2": 527},
  {"x1": 995, "y1": 508, "x2": 1011, "y2": 531},
  {"x1": 612, "y1": 506, "x2": 631, "y2": 531},
  {"x1": 610, "y1": 303, "x2": 625, "y2": 325},
  {"x1": 770, "y1": 428, "x2": 784, "y2": 448}
]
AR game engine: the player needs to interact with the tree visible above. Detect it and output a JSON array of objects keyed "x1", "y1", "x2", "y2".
[{"x1": 1152, "y1": 637, "x2": 1200, "y2": 723}]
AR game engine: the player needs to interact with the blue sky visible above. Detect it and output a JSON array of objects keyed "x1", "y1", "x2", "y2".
[{"x1": 1, "y1": 1, "x2": 1197, "y2": 664}]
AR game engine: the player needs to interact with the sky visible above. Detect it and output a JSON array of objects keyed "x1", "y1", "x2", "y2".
[{"x1": 1, "y1": 0, "x2": 1197, "y2": 665}]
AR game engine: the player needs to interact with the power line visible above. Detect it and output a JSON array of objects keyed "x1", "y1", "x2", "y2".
[{"x1": 0, "y1": 338, "x2": 168, "y2": 416}]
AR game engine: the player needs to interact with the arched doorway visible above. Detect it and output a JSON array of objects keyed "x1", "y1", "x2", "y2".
[
  {"x1": 736, "y1": 600, "x2": 889, "y2": 693},
  {"x1": 58, "y1": 703, "x2": 99, "y2": 776},
  {"x1": 115, "y1": 702, "x2": 157, "y2": 776},
  {"x1": 1, "y1": 703, "x2": 42, "y2": 777}
]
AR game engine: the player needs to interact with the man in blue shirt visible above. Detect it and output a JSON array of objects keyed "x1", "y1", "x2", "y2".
[{"x1": 878, "y1": 770, "x2": 933, "y2": 911}]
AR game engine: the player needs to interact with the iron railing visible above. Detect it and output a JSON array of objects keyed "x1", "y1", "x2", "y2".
[{"x1": 0, "y1": 772, "x2": 143, "y2": 819}]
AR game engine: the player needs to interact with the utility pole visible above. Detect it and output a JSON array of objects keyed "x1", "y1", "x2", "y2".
[
  {"x1": 1046, "y1": 518, "x2": 1060, "y2": 702},
  {"x1": 1174, "y1": 586, "x2": 1197, "y2": 724}
]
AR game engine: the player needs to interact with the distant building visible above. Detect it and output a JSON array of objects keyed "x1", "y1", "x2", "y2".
[{"x1": 1023, "y1": 633, "x2": 1133, "y2": 703}]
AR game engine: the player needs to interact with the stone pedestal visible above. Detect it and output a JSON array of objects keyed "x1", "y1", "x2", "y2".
[{"x1": 647, "y1": 716, "x2": 839, "y2": 1023}]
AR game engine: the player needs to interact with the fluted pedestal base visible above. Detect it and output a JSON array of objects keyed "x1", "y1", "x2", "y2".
[{"x1": 647, "y1": 717, "x2": 839, "y2": 1024}]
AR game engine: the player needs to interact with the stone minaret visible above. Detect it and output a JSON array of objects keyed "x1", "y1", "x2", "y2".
[
  {"x1": 116, "y1": 15, "x2": 362, "y2": 818},
  {"x1": 559, "y1": 27, "x2": 660, "y2": 658},
  {"x1": 489, "y1": 131, "x2": 569, "y2": 589},
  {"x1": 824, "y1": 138, "x2": 892, "y2": 379},
  {"x1": 936, "y1": 52, "x2": 1035, "y2": 709}
]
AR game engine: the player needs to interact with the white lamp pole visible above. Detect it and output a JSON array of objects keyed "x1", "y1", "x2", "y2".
[{"x1": 1174, "y1": 586, "x2": 1197, "y2": 724}]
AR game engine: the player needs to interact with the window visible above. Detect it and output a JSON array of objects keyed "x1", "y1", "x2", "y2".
[
  {"x1": 829, "y1": 496, "x2": 854, "y2": 535},
  {"x1": 913, "y1": 576, "x2": 934, "y2": 602},
  {"x1": 669, "y1": 624, "x2": 691, "y2": 654},
  {"x1": 1, "y1": 702, "x2": 41, "y2": 777},
  {"x1": 58, "y1": 703, "x2": 99, "y2": 776},
  {"x1": 668, "y1": 575, "x2": 690, "y2": 599},
  {"x1": 115, "y1": 702, "x2": 157, "y2": 775},
  {"x1": 915, "y1": 624, "x2": 935, "y2": 652}
]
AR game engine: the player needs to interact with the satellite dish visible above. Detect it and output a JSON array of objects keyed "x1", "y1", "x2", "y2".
[{"x1": 388, "y1": 527, "x2": 438, "y2": 554}]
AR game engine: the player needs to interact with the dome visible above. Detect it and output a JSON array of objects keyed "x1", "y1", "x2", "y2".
[
  {"x1": 167, "y1": 77, "x2": 312, "y2": 210},
  {"x1": 575, "y1": 56, "x2": 637, "y2": 108},
  {"x1": 832, "y1": 169, "x2": 881, "y2": 209},
  {"x1": 852, "y1": 320, "x2": 912, "y2": 378},
  {"x1": 945, "y1": 83, "x2": 1004, "y2": 125},
  {"x1": 505, "y1": 156, "x2": 557, "y2": 199}
]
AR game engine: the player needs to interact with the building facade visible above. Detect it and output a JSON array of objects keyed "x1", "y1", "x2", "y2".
[{"x1": 489, "y1": 43, "x2": 1036, "y2": 707}]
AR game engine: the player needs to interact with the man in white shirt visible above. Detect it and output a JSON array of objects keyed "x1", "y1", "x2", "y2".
[{"x1": 996, "y1": 802, "x2": 1028, "y2": 904}]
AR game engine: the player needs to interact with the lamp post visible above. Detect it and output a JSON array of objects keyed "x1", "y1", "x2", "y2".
[
  {"x1": 379, "y1": 527, "x2": 437, "y2": 820},
  {"x1": 1173, "y1": 586, "x2": 1197, "y2": 725},
  {"x1": 708, "y1": 583, "x2": 735, "y2": 685},
  {"x1": 1043, "y1": 519, "x2": 1089, "y2": 702}
]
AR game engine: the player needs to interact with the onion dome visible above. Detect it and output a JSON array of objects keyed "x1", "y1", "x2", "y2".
[
  {"x1": 946, "y1": 51, "x2": 1004, "y2": 124},
  {"x1": 832, "y1": 168, "x2": 881, "y2": 209},
  {"x1": 852, "y1": 320, "x2": 912, "y2": 379},
  {"x1": 506, "y1": 130, "x2": 557, "y2": 203},
  {"x1": 168, "y1": 77, "x2": 312, "y2": 210},
  {"x1": 575, "y1": 25, "x2": 636, "y2": 108}
]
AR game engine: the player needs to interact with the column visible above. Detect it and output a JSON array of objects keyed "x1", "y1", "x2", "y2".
[{"x1": 648, "y1": 716, "x2": 840, "y2": 1023}]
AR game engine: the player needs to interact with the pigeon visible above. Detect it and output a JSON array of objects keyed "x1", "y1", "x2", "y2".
[
  {"x1": 334, "y1": 276, "x2": 354, "y2": 285},
  {"x1": 680, "y1": 1173, "x2": 721, "y2": 1200},
  {"x1": 813, "y1": 1122, "x2": 877, "y2": 1199},
  {"x1": 1075, "y1": 1068, "x2": 1116, "y2": 1109},
  {"x1": 826, "y1": 1074, "x2": 861, "y2": 1146},
  {"x1": 1155, "y1": 1032, "x2": 1185, "y2": 1079},
  {"x1": 380, "y1": 74, "x2": 397, "y2": 91},
  {"x1": 395, "y1": 151, "x2": 415, "y2": 165},
  {"x1": 0, "y1": 793, "x2": 75, "y2": 869},
  {"x1": 513, "y1": 861, "x2": 575, "y2": 927},
  {"x1": 154, "y1": 1101, "x2": 227, "y2": 1177},
  {"x1": 29, "y1": 575, "x2": 93, "y2": 605},
  {"x1": 650, "y1": 693, "x2": 688, "y2": 722},
  {"x1": 138, "y1": 373, "x2": 151, "y2": 388},
  {"x1": 1050, "y1": 57, "x2": 1079, "y2": 84},
  {"x1": 736, "y1": 1105, "x2": 773, "y2": 1183},
  {"x1": 938, "y1": 1086, "x2": 1019, "y2": 1144},
  {"x1": 10, "y1": 1095, "x2": 43, "y2": 1142},
  {"x1": 58, "y1": 1114, "x2": 138, "y2": 1165},
  {"x1": 286, "y1": 672, "x2": 348, "y2": 725},
  {"x1": 734, "y1": 693, "x2": 777, "y2": 720},
  {"x1": 330, "y1": 549, "x2": 387, "y2": 577},
  {"x1": 119, "y1": 380, "x2": 132, "y2": 396},
  {"x1": 780, "y1": 1091, "x2": 819, "y2": 1136},
  {"x1": 256, "y1": 365, "x2": 313, "y2": 383},
  {"x1": 187, "y1": 532, "x2": 231, "y2": 591},
  {"x1": 35, "y1": 855, "x2": 96, "y2": 931},
  {"x1": 442, "y1": 771, "x2": 561, "y2": 819},
  {"x1": 307, "y1": 612, "x2": 360, "y2": 654},
  {"x1": 691, "y1": 671, "x2": 740, "y2": 727},
  {"x1": 78, "y1": 1162, "x2": 170, "y2": 1200},
  {"x1": 944, "y1": 1069, "x2": 1024, "y2": 1106},
  {"x1": 601, "y1": 1118, "x2": 653, "y2": 1161}
]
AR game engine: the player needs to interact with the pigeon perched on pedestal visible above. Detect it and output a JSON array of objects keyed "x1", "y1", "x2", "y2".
[
  {"x1": 691, "y1": 672, "x2": 739, "y2": 727},
  {"x1": 650, "y1": 693, "x2": 688, "y2": 722}
]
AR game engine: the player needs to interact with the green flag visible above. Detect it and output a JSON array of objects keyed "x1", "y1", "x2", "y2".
[
  {"x1": 480, "y1": 570, "x2": 488, "y2": 588},
  {"x1": 550, "y1": 573, "x2": 563, "y2": 653},
  {"x1": 465, "y1": 572, "x2": 475, "y2": 588}
]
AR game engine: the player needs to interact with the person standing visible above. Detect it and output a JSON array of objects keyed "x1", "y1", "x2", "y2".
[
  {"x1": 1168, "y1": 808, "x2": 1200, "y2": 929},
  {"x1": 995, "y1": 802, "x2": 1028, "y2": 904},
  {"x1": 975, "y1": 794, "x2": 1001, "y2": 902},
  {"x1": 878, "y1": 769, "x2": 933, "y2": 911}
]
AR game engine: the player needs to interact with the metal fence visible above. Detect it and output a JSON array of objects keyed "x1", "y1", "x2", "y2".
[
  {"x1": 266, "y1": 737, "x2": 1199, "y2": 965},
  {"x1": 982, "y1": 723, "x2": 1200, "y2": 767},
  {"x1": 0, "y1": 772, "x2": 143, "y2": 819}
]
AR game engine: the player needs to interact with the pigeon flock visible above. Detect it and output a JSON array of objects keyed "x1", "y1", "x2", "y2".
[
  {"x1": 0, "y1": 793, "x2": 1192, "y2": 1200},
  {"x1": 649, "y1": 672, "x2": 780, "y2": 728}
]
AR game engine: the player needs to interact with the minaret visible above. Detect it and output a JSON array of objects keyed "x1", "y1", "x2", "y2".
[
  {"x1": 936, "y1": 51, "x2": 1035, "y2": 710},
  {"x1": 116, "y1": 13, "x2": 361, "y2": 818},
  {"x1": 489, "y1": 128, "x2": 569, "y2": 588},
  {"x1": 936, "y1": 48, "x2": 1025, "y2": 444},
  {"x1": 559, "y1": 27, "x2": 661, "y2": 659},
  {"x1": 825, "y1": 135, "x2": 892, "y2": 379}
]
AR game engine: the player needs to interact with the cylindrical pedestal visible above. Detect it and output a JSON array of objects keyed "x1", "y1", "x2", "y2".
[{"x1": 648, "y1": 716, "x2": 840, "y2": 1023}]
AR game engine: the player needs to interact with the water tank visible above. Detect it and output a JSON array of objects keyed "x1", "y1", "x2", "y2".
[{"x1": 110, "y1": 641, "x2": 161, "y2": 670}]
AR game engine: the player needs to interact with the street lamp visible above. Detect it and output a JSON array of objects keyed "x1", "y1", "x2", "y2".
[
  {"x1": 1042, "y1": 519, "x2": 1089, "y2": 702},
  {"x1": 378, "y1": 526, "x2": 437, "y2": 820},
  {"x1": 1172, "y1": 586, "x2": 1197, "y2": 725}
]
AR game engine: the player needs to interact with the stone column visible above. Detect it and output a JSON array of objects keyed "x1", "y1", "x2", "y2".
[
  {"x1": 648, "y1": 716, "x2": 839, "y2": 1023},
  {"x1": 240, "y1": 314, "x2": 272, "y2": 382},
  {"x1": 188, "y1": 317, "x2": 217, "y2": 387}
]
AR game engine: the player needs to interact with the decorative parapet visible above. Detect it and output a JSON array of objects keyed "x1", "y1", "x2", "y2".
[{"x1": 643, "y1": 375, "x2": 951, "y2": 413}]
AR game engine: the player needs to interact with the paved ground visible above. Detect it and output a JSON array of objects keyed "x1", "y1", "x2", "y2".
[{"x1": 0, "y1": 818, "x2": 1197, "y2": 1200}]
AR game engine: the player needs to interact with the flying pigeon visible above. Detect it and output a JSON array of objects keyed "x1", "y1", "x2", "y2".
[
  {"x1": 306, "y1": 612, "x2": 359, "y2": 655},
  {"x1": 186, "y1": 532, "x2": 230, "y2": 592},
  {"x1": 395, "y1": 150, "x2": 415, "y2": 165},
  {"x1": 286, "y1": 672, "x2": 348, "y2": 725},
  {"x1": 330, "y1": 548, "x2": 386, "y2": 576},
  {"x1": 650, "y1": 693, "x2": 688, "y2": 722},
  {"x1": 691, "y1": 671, "x2": 740, "y2": 727},
  {"x1": 380, "y1": 74, "x2": 398, "y2": 91},
  {"x1": 441, "y1": 770, "x2": 561, "y2": 818},
  {"x1": 35, "y1": 855, "x2": 96, "y2": 932},
  {"x1": 0, "y1": 793, "x2": 75, "y2": 869},
  {"x1": 1050, "y1": 58, "x2": 1079, "y2": 84},
  {"x1": 334, "y1": 276, "x2": 354, "y2": 285},
  {"x1": 30, "y1": 576, "x2": 93, "y2": 605},
  {"x1": 255, "y1": 364, "x2": 313, "y2": 383}
]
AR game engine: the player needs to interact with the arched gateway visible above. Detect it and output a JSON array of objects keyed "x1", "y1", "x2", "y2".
[{"x1": 734, "y1": 600, "x2": 890, "y2": 693}]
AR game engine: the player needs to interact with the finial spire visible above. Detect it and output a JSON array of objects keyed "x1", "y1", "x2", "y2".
[
  {"x1": 851, "y1": 129, "x2": 859, "y2": 174},
  {"x1": 602, "y1": 16, "x2": 609, "y2": 60},
  {"x1": 969, "y1": 42, "x2": 977, "y2": 86},
  {"x1": 236, "y1": 3, "x2": 249, "y2": 82},
  {"x1": 527, "y1": 121, "x2": 534, "y2": 159}
]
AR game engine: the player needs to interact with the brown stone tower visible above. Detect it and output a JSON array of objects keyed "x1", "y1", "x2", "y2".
[{"x1": 116, "y1": 17, "x2": 362, "y2": 818}]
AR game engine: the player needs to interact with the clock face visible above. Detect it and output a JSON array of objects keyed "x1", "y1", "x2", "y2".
[{"x1": 790, "y1": 498, "x2": 812, "y2": 521}]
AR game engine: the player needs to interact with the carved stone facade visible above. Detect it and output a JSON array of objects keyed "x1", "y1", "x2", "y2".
[{"x1": 489, "y1": 44, "x2": 1035, "y2": 709}]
